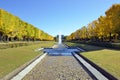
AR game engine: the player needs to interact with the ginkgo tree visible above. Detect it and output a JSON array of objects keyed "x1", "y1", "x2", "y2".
[
  {"x1": 0, "y1": 9, "x2": 53, "y2": 41},
  {"x1": 67, "y1": 4, "x2": 120, "y2": 42}
]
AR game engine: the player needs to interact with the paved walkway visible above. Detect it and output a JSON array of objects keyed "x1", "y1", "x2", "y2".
[
  {"x1": 52, "y1": 44, "x2": 67, "y2": 48},
  {"x1": 23, "y1": 55, "x2": 92, "y2": 80}
]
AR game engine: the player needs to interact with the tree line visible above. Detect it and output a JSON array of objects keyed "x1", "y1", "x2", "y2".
[
  {"x1": 0, "y1": 9, "x2": 53, "y2": 41},
  {"x1": 67, "y1": 4, "x2": 120, "y2": 42}
]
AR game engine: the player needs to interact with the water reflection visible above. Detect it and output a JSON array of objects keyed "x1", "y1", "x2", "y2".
[
  {"x1": 44, "y1": 48, "x2": 79, "y2": 56},
  {"x1": 48, "y1": 52, "x2": 72, "y2": 56}
]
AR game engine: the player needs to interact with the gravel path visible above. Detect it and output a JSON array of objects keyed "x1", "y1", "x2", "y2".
[{"x1": 23, "y1": 55, "x2": 93, "y2": 80}]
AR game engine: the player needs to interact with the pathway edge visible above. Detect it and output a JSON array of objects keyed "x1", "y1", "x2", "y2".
[{"x1": 10, "y1": 53, "x2": 47, "y2": 80}]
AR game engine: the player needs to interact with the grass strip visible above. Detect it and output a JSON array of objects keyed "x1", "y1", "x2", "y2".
[
  {"x1": 0, "y1": 41, "x2": 55, "y2": 79},
  {"x1": 65, "y1": 42, "x2": 120, "y2": 79}
]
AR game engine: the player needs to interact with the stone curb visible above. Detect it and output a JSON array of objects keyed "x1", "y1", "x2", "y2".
[
  {"x1": 1, "y1": 52, "x2": 44, "y2": 80},
  {"x1": 73, "y1": 52, "x2": 118, "y2": 80}
]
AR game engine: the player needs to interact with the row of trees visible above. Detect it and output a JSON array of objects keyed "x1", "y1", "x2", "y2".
[
  {"x1": 0, "y1": 9, "x2": 53, "y2": 41},
  {"x1": 67, "y1": 4, "x2": 120, "y2": 42}
]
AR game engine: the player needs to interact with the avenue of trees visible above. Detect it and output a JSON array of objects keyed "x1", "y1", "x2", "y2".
[
  {"x1": 0, "y1": 9, "x2": 53, "y2": 41},
  {"x1": 67, "y1": 4, "x2": 120, "y2": 42}
]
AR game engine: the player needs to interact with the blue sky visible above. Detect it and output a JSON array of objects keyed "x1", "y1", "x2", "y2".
[{"x1": 0, "y1": 0, "x2": 120, "y2": 36}]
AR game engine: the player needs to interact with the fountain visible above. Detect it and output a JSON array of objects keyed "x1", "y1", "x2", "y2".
[
  {"x1": 58, "y1": 33, "x2": 62, "y2": 44},
  {"x1": 43, "y1": 33, "x2": 80, "y2": 56}
]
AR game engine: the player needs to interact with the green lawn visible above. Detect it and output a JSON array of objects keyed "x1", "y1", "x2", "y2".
[
  {"x1": 65, "y1": 42, "x2": 120, "y2": 79},
  {"x1": 65, "y1": 42, "x2": 104, "y2": 51},
  {"x1": 82, "y1": 49, "x2": 120, "y2": 79},
  {"x1": 0, "y1": 41, "x2": 55, "y2": 79}
]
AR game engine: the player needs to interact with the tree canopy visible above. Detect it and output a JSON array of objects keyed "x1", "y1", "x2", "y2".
[
  {"x1": 67, "y1": 4, "x2": 120, "y2": 42},
  {"x1": 0, "y1": 9, "x2": 53, "y2": 41}
]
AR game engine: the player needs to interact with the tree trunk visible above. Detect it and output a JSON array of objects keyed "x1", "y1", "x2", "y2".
[
  {"x1": 118, "y1": 32, "x2": 120, "y2": 40},
  {"x1": 7, "y1": 36, "x2": 9, "y2": 42},
  {"x1": 101, "y1": 35, "x2": 104, "y2": 42},
  {"x1": 109, "y1": 33, "x2": 112, "y2": 42},
  {"x1": 0, "y1": 32, "x2": 3, "y2": 41}
]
